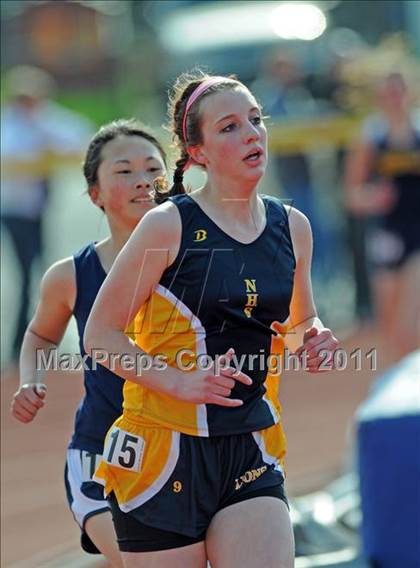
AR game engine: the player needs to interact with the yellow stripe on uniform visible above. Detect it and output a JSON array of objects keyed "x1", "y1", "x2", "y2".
[
  {"x1": 123, "y1": 284, "x2": 209, "y2": 437},
  {"x1": 262, "y1": 319, "x2": 289, "y2": 421},
  {"x1": 252, "y1": 422, "x2": 287, "y2": 475}
]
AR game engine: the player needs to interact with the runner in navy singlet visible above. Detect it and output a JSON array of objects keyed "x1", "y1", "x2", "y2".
[
  {"x1": 345, "y1": 72, "x2": 420, "y2": 361},
  {"x1": 11, "y1": 119, "x2": 167, "y2": 566}
]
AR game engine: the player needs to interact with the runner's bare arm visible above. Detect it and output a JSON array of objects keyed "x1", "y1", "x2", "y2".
[
  {"x1": 284, "y1": 207, "x2": 318, "y2": 352},
  {"x1": 11, "y1": 259, "x2": 76, "y2": 422},
  {"x1": 344, "y1": 139, "x2": 375, "y2": 213},
  {"x1": 84, "y1": 203, "x2": 181, "y2": 384},
  {"x1": 285, "y1": 207, "x2": 337, "y2": 368}
]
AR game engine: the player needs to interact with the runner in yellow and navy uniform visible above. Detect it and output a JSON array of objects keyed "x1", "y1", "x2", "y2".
[
  {"x1": 97, "y1": 192, "x2": 292, "y2": 535},
  {"x1": 87, "y1": 72, "x2": 339, "y2": 567}
]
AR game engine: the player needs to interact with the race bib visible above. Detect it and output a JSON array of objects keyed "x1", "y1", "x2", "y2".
[
  {"x1": 81, "y1": 451, "x2": 102, "y2": 482},
  {"x1": 103, "y1": 427, "x2": 145, "y2": 472}
]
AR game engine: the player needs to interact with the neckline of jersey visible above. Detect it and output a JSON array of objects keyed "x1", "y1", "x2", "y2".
[{"x1": 185, "y1": 193, "x2": 270, "y2": 247}]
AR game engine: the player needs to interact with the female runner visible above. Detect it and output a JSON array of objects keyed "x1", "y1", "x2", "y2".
[
  {"x1": 86, "y1": 72, "x2": 338, "y2": 568},
  {"x1": 11, "y1": 119, "x2": 167, "y2": 566},
  {"x1": 345, "y1": 72, "x2": 420, "y2": 361}
]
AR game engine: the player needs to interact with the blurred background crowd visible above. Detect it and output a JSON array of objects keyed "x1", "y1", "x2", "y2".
[
  {"x1": 1, "y1": 1, "x2": 419, "y2": 567},
  {"x1": 1, "y1": 0, "x2": 419, "y2": 364}
]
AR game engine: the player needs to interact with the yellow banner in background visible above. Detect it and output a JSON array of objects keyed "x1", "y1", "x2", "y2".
[
  {"x1": 4, "y1": 115, "x2": 419, "y2": 175},
  {"x1": 1, "y1": 151, "x2": 84, "y2": 177},
  {"x1": 268, "y1": 115, "x2": 363, "y2": 154}
]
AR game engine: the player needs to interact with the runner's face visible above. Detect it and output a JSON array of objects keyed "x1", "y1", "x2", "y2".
[
  {"x1": 192, "y1": 87, "x2": 267, "y2": 183},
  {"x1": 94, "y1": 136, "x2": 165, "y2": 228}
]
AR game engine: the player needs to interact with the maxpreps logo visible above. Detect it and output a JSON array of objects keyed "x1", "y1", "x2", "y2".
[{"x1": 194, "y1": 229, "x2": 207, "y2": 242}]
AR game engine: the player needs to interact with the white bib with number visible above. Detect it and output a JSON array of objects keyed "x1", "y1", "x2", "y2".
[
  {"x1": 103, "y1": 427, "x2": 145, "y2": 472},
  {"x1": 81, "y1": 451, "x2": 102, "y2": 482}
]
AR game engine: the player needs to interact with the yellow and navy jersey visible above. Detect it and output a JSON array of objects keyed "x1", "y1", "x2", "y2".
[
  {"x1": 124, "y1": 194, "x2": 296, "y2": 437},
  {"x1": 363, "y1": 115, "x2": 420, "y2": 253}
]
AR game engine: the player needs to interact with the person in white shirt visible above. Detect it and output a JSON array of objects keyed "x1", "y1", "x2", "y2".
[{"x1": 1, "y1": 66, "x2": 92, "y2": 361}]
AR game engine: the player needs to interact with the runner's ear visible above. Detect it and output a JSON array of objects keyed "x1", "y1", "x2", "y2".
[{"x1": 187, "y1": 144, "x2": 208, "y2": 167}]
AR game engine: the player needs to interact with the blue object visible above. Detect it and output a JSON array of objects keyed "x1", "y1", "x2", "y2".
[
  {"x1": 356, "y1": 351, "x2": 420, "y2": 568},
  {"x1": 69, "y1": 243, "x2": 124, "y2": 454}
]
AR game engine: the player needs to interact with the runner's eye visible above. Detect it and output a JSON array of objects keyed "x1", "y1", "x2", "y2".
[{"x1": 221, "y1": 123, "x2": 236, "y2": 133}]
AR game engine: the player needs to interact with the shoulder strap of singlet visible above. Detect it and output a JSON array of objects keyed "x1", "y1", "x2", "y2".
[
  {"x1": 168, "y1": 193, "x2": 197, "y2": 223},
  {"x1": 72, "y1": 242, "x2": 104, "y2": 316},
  {"x1": 262, "y1": 194, "x2": 291, "y2": 230}
]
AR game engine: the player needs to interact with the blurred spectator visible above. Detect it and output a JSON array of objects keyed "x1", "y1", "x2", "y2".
[
  {"x1": 253, "y1": 53, "x2": 333, "y2": 277},
  {"x1": 345, "y1": 72, "x2": 420, "y2": 362},
  {"x1": 1, "y1": 65, "x2": 92, "y2": 363}
]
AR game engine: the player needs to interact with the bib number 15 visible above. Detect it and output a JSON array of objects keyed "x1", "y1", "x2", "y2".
[{"x1": 103, "y1": 427, "x2": 144, "y2": 472}]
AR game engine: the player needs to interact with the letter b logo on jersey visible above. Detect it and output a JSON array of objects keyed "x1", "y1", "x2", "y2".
[{"x1": 194, "y1": 229, "x2": 207, "y2": 242}]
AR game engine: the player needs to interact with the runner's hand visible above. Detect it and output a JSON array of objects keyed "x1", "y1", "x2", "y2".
[
  {"x1": 173, "y1": 348, "x2": 252, "y2": 407},
  {"x1": 295, "y1": 327, "x2": 338, "y2": 373},
  {"x1": 11, "y1": 384, "x2": 47, "y2": 423}
]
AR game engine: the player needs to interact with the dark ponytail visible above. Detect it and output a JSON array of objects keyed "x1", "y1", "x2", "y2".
[{"x1": 153, "y1": 152, "x2": 189, "y2": 204}]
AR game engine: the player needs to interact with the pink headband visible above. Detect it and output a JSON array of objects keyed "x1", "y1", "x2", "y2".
[{"x1": 182, "y1": 77, "x2": 226, "y2": 146}]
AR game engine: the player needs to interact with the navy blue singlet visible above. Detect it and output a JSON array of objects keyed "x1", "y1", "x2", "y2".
[
  {"x1": 68, "y1": 243, "x2": 123, "y2": 454},
  {"x1": 374, "y1": 125, "x2": 420, "y2": 258}
]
